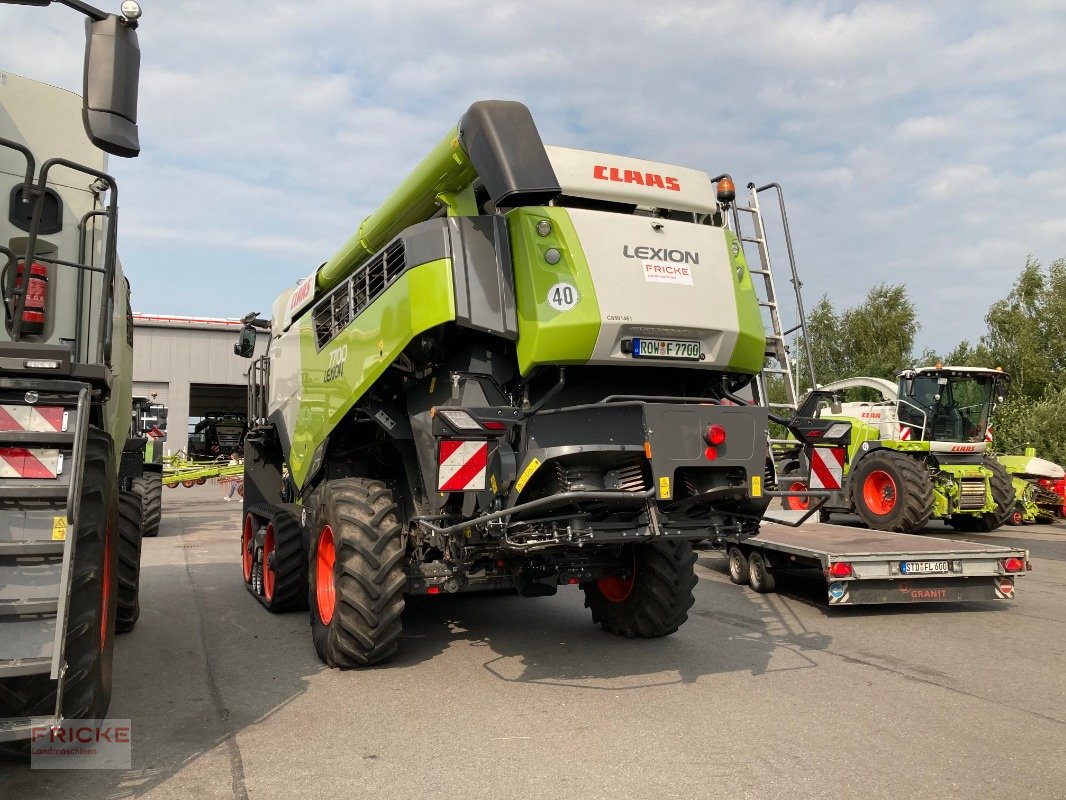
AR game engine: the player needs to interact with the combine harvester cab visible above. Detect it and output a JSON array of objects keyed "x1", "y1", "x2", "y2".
[
  {"x1": 235, "y1": 101, "x2": 831, "y2": 666},
  {"x1": 1, "y1": 1, "x2": 145, "y2": 744},
  {"x1": 790, "y1": 367, "x2": 1014, "y2": 533}
]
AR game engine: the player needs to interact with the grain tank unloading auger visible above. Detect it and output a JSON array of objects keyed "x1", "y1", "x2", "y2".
[{"x1": 235, "y1": 101, "x2": 840, "y2": 667}]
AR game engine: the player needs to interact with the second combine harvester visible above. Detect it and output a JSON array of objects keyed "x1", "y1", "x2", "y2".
[{"x1": 235, "y1": 102, "x2": 828, "y2": 666}]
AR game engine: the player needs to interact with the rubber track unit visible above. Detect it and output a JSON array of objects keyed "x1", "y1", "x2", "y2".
[
  {"x1": 263, "y1": 507, "x2": 307, "y2": 612},
  {"x1": 133, "y1": 472, "x2": 163, "y2": 537},
  {"x1": 115, "y1": 489, "x2": 143, "y2": 634},
  {"x1": 0, "y1": 428, "x2": 117, "y2": 726},
  {"x1": 244, "y1": 504, "x2": 307, "y2": 612},
  {"x1": 949, "y1": 458, "x2": 1015, "y2": 533},
  {"x1": 851, "y1": 450, "x2": 934, "y2": 533},
  {"x1": 311, "y1": 479, "x2": 406, "y2": 668},
  {"x1": 581, "y1": 540, "x2": 698, "y2": 638}
]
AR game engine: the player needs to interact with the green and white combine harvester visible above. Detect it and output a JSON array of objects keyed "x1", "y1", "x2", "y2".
[
  {"x1": 1, "y1": 1, "x2": 144, "y2": 743},
  {"x1": 234, "y1": 101, "x2": 834, "y2": 666},
  {"x1": 783, "y1": 366, "x2": 1014, "y2": 533}
]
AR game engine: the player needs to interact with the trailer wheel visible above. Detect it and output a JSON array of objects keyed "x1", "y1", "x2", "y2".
[
  {"x1": 850, "y1": 451, "x2": 933, "y2": 533},
  {"x1": 0, "y1": 428, "x2": 118, "y2": 726},
  {"x1": 747, "y1": 551, "x2": 776, "y2": 593},
  {"x1": 132, "y1": 472, "x2": 163, "y2": 537},
  {"x1": 115, "y1": 489, "x2": 144, "y2": 634},
  {"x1": 309, "y1": 479, "x2": 406, "y2": 667},
  {"x1": 582, "y1": 541, "x2": 697, "y2": 638},
  {"x1": 261, "y1": 508, "x2": 307, "y2": 612},
  {"x1": 727, "y1": 546, "x2": 749, "y2": 585}
]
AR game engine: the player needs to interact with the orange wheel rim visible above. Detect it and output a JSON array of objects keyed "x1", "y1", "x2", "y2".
[
  {"x1": 316, "y1": 525, "x2": 336, "y2": 624},
  {"x1": 863, "y1": 470, "x2": 897, "y2": 515},
  {"x1": 263, "y1": 523, "x2": 276, "y2": 601},
  {"x1": 100, "y1": 521, "x2": 111, "y2": 651},
  {"x1": 597, "y1": 547, "x2": 636, "y2": 603},
  {"x1": 786, "y1": 480, "x2": 809, "y2": 511},
  {"x1": 242, "y1": 514, "x2": 254, "y2": 583}
]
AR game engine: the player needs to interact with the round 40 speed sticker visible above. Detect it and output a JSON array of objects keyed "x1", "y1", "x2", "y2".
[{"x1": 547, "y1": 282, "x2": 579, "y2": 312}]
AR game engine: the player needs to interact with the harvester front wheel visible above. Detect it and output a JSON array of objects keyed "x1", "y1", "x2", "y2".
[
  {"x1": 948, "y1": 458, "x2": 1014, "y2": 533},
  {"x1": 851, "y1": 451, "x2": 934, "y2": 533},
  {"x1": 582, "y1": 541, "x2": 697, "y2": 638},
  {"x1": 309, "y1": 479, "x2": 406, "y2": 667},
  {"x1": 0, "y1": 428, "x2": 118, "y2": 725},
  {"x1": 132, "y1": 472, "x2": 163, "y2": 537},
  {"x1": 115, "y1": 489, "x2": 144, "y2": 634}
]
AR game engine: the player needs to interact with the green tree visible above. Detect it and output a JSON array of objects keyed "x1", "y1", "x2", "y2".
[{"x1": 798, "y1": 283, "x2": 919, "y2": 388}]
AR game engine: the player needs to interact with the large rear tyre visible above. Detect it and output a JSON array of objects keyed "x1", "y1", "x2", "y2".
[
  {"x1": 132, "y1": 472, "x2": 163, "y2": 537},
  {"x1": 309, "y1": 479, "x2": 406, "y2": 668},
  {"x1": 850, "y1": 451, "x2": 934, "y2": 533},
  {"x1": 0, "y1": 428, "x2": 118, "y2": 724},
  {"x1": 582, "y1": 541, "x2": 697, "y2": 638},
  {"x1": 115, "y1": 489, "x2": 143, "y2": 634}
]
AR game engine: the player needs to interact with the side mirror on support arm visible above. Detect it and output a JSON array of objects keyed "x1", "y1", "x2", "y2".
[
  {"x1": 82, "y1": 6, "x2": 142, "y2": 157},
  {"x1": 234, "y1": 325, "x2": 257, "y2": 358}
]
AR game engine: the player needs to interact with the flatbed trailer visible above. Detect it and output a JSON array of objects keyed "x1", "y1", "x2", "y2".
[{"x1": 712, "y1": 522, "x2": 1031, "y2": 605}]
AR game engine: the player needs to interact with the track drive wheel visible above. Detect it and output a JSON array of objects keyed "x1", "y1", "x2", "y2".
[
  {"x1": 850, "y1": 451, "x2": 934, "y2": 533},
  {"x1": 309, "y1": 479, "x2": 406, "y2": 667},
  {"x1": 131, "y1": 472, "x2": 163, "y2": 537},
  {"x1": 115, "y1": 489, "x2": 144, "y2": 634},
  {"x1": 747, "y1": 551, "x2": 776, "y2": 593},
  {"x1": 0, "y1": 428, "x2": 118, "y2": 725},
  {"x1": 582, "y1": 541, "x2": 697, "y2": 638},
  {"x1": 727, "y1": 546, "x2": 749, "y2": 585}
]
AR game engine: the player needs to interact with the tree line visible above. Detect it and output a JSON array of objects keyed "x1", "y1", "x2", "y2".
[{"x1": 792, "y1": 257, "x2": 1066, "y2": 463}]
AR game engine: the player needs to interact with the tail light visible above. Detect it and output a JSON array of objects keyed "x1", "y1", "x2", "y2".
[
  {"x1": 704, "y1": 446, "x2": 718, "y2": 461},
  {"x1": 13, "y1": 261, "x2": 49, "y2": 336},
  {"x1": 1000, "y1": 557, "x2": 1025, "y2": 573},
  {"x1": 828, "y1": 562, "x2": 853, "y2": 578},
  {"x1": 705, "y1": 424, "x2": 727, "y2": 445}
]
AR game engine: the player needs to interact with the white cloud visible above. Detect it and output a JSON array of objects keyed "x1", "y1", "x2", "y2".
[{"x1": 0, "y1": 0, "x2": 1062, "y2": 350}]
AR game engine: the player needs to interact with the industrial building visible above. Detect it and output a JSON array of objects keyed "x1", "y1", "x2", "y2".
[{"x1": 131, "y1": 314, "x2": 269, "y2": 455}]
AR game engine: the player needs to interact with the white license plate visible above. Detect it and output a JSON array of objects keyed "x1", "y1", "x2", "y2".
[
  {"x1": 632, "y1": 338, "x2": 702, "y2": 360},
  {"x1": 901, "y1": 560, "x2": 949, "y2": 574}
]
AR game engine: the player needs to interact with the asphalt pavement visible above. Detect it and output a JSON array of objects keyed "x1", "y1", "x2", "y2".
[{"x1": 2, "y1": 484, "x2": 1064, "y2": 799}]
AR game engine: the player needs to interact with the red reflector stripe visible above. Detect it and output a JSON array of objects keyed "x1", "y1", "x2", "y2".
[
  {"x1": 0, "y1": 405, "x2": 20, "y2": 432},
  {"x1": 0, "y1": 447, "x2": 56, "y2": 478}
]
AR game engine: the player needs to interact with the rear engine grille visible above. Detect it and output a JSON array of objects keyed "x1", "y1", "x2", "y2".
[
  {"x1": 959, "y1": 479, "x2": 987, "y2": 510},
  {"x1": 313, "y1": 238, "x2": 407, "y2": 349}
]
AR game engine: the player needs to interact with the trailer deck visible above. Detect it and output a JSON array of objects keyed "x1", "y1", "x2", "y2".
[{"x1": 714, "y1": 521, "x2": 1031, "y2": 605}]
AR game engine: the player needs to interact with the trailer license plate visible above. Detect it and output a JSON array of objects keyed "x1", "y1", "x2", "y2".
[
  {"x1": 901, "y1": 560, "x2": 949, "y2": 574},
  {"x1": 632, "y1": 339, "x2": 702, "y2": 360}
]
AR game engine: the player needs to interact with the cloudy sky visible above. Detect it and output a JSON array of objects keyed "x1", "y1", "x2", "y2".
[{"x1": 2, "y1": 0, "x2": 1063, "y2": 351}]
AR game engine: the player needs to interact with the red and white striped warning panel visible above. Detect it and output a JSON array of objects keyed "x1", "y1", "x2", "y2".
[
  {"x1": 0, "y1": 404, "x2": 67, "y2": 433},
  {"x1": 438, "y1": 440, "x2": 488, "y2": 492},
  {"x1": 0, "y1": 448, "x2": 63, "y2": 479},
  {"x1": 809, "y1": 447, "x2": 845, "y2": 491},
  {"x1": 985, "y1": 426, "x2": 993, "y2": 443},
  {"x1": 898, "y1": 425, "x2": 911, "y2": 441},
  {"x1": 147, "y1": 426, "x2": 166, "y2": 441}
]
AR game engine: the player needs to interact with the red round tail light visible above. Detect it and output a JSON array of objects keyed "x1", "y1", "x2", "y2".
[
  {"x1": 828, "y1": 562, "x2": 853, "y2": 578},
  {"x1": 704, "y1": 446, "x2": 718, "y2": 461},
  {"x1": 705, "y1": 424, "x2": 727, "y2": 445},
  {"x1": 1001, "y1": 557, "x2": 1025, "y2": 573}
]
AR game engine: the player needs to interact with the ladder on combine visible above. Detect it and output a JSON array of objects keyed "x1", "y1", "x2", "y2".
[
  {"x1": 721, "y1": 180, "x2": 816, "y2": 415},
  {"x1": 0, "y1": 381, "x2": 92, "y2": 741}
]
